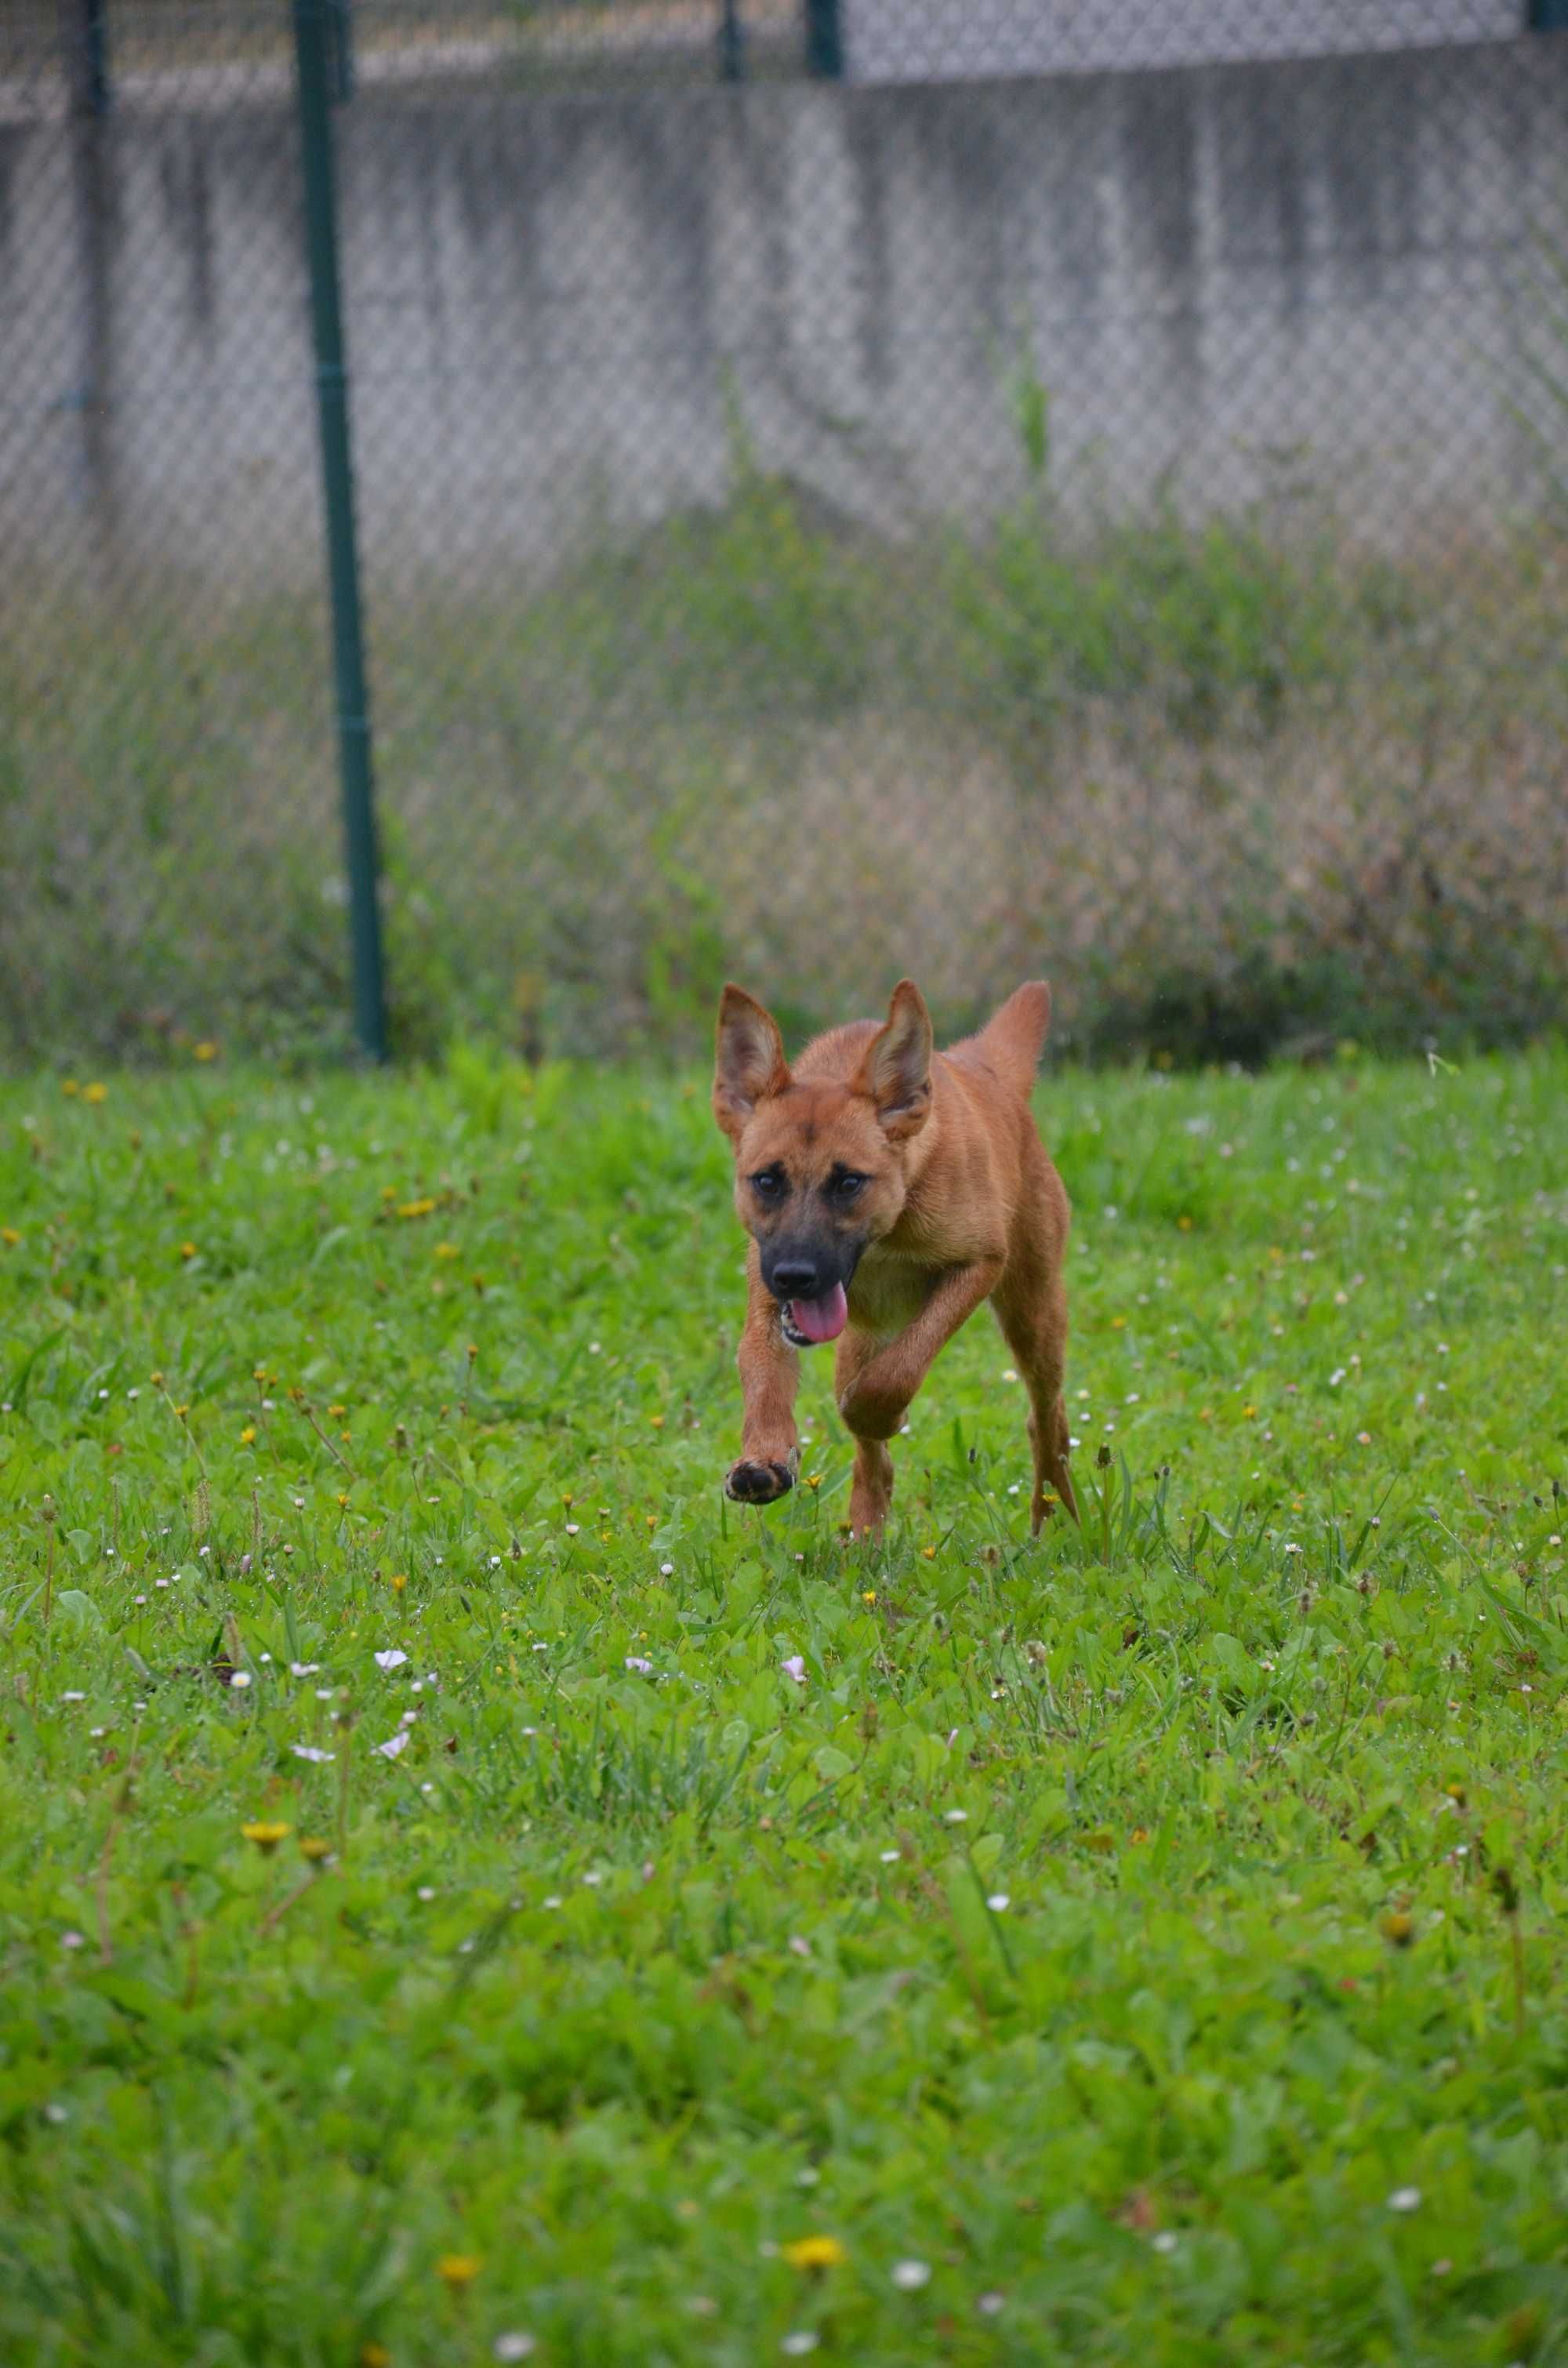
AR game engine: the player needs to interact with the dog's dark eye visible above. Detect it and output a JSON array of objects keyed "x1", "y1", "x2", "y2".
[
  {"x1": 750, "y1": 1168, "x2": 786, "y2": 1200},
  {"x1": 833, "y1": 1171, "x2": 869, "y2": 1199}
]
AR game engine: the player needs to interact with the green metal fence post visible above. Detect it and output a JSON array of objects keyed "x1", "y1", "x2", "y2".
[
  {"x1": 292, "y1": 0, "x2": 387, "y2": 1063},
  {"x1": 804, "y1": 0, "x2": 842, "y2": 78},
  {"x1": 59, "y1": 0, "x2": 111, "y2": 117},
  {"x1": 718, "y1": 0, "x2": 745, "y2": 82}
]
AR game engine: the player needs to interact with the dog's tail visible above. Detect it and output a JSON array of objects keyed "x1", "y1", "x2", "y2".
[{"x1": 975, "y1": 981, "x2": 1053, "y2": 1098}]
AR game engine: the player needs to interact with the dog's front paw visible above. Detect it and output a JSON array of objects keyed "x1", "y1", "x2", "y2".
[{"x1": 724, "y1": 1454, "x2": 797, "y2": 1505}]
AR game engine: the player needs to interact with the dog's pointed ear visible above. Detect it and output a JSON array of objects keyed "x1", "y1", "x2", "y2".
[
  {"x1": 713, "y1": 984, "x2": 789, "y2": 1139},
  {"x1": 859, "y1": 979, "x2": 933, "y2": 1140}
]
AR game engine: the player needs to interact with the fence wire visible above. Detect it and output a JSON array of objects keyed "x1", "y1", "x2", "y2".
[{"x1": 3, "y1": 1, "x2": 1566, "y2": 1067}]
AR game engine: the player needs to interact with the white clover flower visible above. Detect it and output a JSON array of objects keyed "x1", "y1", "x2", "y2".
[{"x1": 891, "y1": 2261, "x2": 931, "y2": 2290}]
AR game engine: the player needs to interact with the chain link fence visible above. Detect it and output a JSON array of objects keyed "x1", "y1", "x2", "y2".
[{"x1": 4, "y1": 0, "x2": 1566, "y2": 1067}]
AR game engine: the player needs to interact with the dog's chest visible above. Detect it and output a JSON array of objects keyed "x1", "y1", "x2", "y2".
[{"x1": 848, "y1": 1251, "x2": 933, "y2": 1339}]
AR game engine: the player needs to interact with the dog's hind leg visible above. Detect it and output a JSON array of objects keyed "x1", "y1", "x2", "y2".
[
  {"x1": 993, "y1": 1272, "x2": 1078, "y2": 1532},
  {"x1": 834, "y1": 1326, "x2": 895, "y2": 1535}
]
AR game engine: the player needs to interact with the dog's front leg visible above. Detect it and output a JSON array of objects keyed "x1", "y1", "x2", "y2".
[
  {"x1": 838, "y1": 1258, "x2": 1004, "y2": 1444},
  {"x1": 725, "y1": 1251, "x2": 800, "y2": 1506},
  {"x1": 834, "y1": 1327, "x2": 894, "y2": 1534}
]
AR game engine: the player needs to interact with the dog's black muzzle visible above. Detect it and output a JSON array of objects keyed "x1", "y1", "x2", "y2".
[{"x1": 760, "y1": 1237, "x2": 863, "y2": 1341}]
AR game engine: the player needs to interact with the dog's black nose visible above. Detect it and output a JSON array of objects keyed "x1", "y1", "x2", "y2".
[{"x1": 769, "y1": 1259, "x2": 820, "y2": 1298}]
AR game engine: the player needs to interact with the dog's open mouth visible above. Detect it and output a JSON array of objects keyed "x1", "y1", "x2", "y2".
[{"x1": 779, "y1": 1282, "x2": 848, "y2": 1348}]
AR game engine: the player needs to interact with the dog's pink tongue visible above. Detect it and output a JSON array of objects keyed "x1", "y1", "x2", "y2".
[{"x1": 789, "y1": 1282, "x2": 848, "y2": 1344}]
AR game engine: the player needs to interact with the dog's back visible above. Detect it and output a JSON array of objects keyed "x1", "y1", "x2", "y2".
[
  {"x1": 948, "y1": 982, "x2": 1053, "y2": 1103},
  {"x1": 795, "y1": 983, "x2": 1051, "y2": 1104}
]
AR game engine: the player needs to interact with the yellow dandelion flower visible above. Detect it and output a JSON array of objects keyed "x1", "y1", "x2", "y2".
[
  {"x1": 1177, "y1": 1215, "x2": 1192, "y2": 1231},
  {"x1": 922, "y1": 1545, "x2": 936, "y2": 1560},
  {"x1": 193, "y1": 1041, "x2": 218, "y2": 1062},
  {"x1": 359, "y1": 2344, "x2": 391, "y2": 2368},
  {"x1": 435, "y1": 2254, "x2": 482, "y2": 2292},
  {"x1": 648, "y1": 1413, "x2": 665, "y2": 1429},
  {"x1": 397, "y1": 1197, "x2": 437, "y2": 1220},
  {"x1": 390, "y1": 1573, "x2": 407, "y2": 1593},
  {"x1": 1111, "y1": 1314, "x2": 1127, "y2": 1329},
  {"x1": 434, "y1": 1241, "x2": 460, "y2": 1260},
  {"x1": 1379, "y1": 1911, "x2": 1415, "y2": 1950},
  {"x1": 180, "y1": 1242, "x2": 197, "y2": 1260},
  {"x1": 379, "y1": 1185, "x2": 397, "y2": 1201},
  {"x1": 782, "y1": 2235, "x2": 847, "y2": 2272},
  {"x1": 241, "y1": 1821, "x2": 292, "y2": 1856},
  {"x1": 1243, "y1": 1404, "x2": 1257, "y2": 1419},
  {"x1": 149, "y1": 1369, "x2": 164, "y2": 1387},
  {"x1": 299, "y1": 1836, "x2": 332, "y2": 1863},
  {"x1": 1130, "y1": 1826, "x2": 1150, "y2": 1844},
  {"x1": 336, "y1": 1491, "x2": 350, "y2": 1509},
  {"x1": 61, "y1": 1078, "x2": 80, "y2": 1097},
  {"x1": 240, "y1": 1426, "x2": 256, "y2": 1445},
  {"x1": 83, "y1": 1082, "x2": 107, "y2": 1105},
  {"x1": 173, "y1": 1403, "x2": 190, "y2": 1418},
  {"x1": 328, "y1": 1402, "x2": 347, "y2": 1417},
  {"x1": 862, "y1": 1591, "x2": 877, "y2": 1606},
  {"x1": 1, "y1": 1227, "x2": 20, "y2": 1248},
  {"x1": 806, "y1": 1473, "x2": 822, "y2": 1491}
]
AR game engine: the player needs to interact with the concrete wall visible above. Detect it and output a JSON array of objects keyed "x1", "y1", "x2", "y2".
[
  {"x1": 843, "y1": 2, "x2": 1525, "y2": 83},
  {"x1": 2, "y1": 35, "x2": 1560, "y2": 590}
]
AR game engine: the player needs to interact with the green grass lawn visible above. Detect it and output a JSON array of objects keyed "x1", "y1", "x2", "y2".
[{"x1": 1, "y1": 1045, "x2": 1564, "y2": 2366}]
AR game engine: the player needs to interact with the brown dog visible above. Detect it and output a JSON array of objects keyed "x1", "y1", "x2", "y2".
[{"x1": 713, "y1": 978, "x2": 1078, "y2": 1536}]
